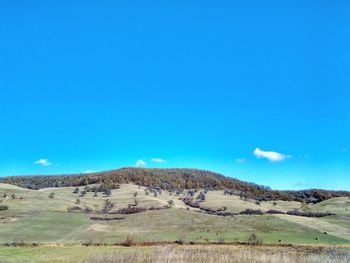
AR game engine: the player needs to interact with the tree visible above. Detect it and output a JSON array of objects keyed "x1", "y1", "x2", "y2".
[
  {"x1": 196, "y1": 192, "x2": 206, "y2": 202},
  {"x1": 301, "y1": 199, "x2": 308, "y2": 209},
  {"x1": 104, "y1": 189, "x2": 112, "y2": 197},
  {"x1": 168, "y1": 200, "x2": 174, "y2": 207},
  {"x1": 76, "y1": 198, "x2": 80, "y2": 205},
  {"x1": 239, "y1": 192, "x2": 244, "y2": 199},
  {"x1": 73, "y1": 188, "x2": 79, "y2": 194},
  {"x1": 48, "y1": 192, "x2": 55, "y2": 199},
  {"x1": 11, "y1": 194, "x2": 16, "y2": 199},
  {"x1": 134, "y1": 198, "x2": 139, "y2": 206},
  {"x1": 133, "y1": 192, "x2": 138, "y2": 197},
  {"x1": 103, "y1": 199, "x2": 114, "y2": 213}
]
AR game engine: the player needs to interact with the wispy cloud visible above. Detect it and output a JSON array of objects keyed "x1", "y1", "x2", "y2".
[
  {"x1": 136, "y1": 159, "x2": 146, "y2": 167},
  {"x1": 293, "y1": 181, "x2": 306, "y2": 187},
  {"x1": 151, "y1": 158, "x2": 167, "y2": 163},
  {"x1": 34, "y1": 159, "x2": 52, "y2": 166},
  {"x1": 341, "y1": 147, "x2": 348, "y2": 152},
  {"x1": 253, "y1": 148, "x2": 290, "y2": 162},
  {"x1": 235, "y1": 158, "x2": 248, "y2": 164},
  {"x1": 84, "y1": 170, "x2": 95, "y2": 174}
]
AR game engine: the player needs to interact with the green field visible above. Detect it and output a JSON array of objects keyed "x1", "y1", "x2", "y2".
[{"x1": 1, "y1": 183, "x2": 350, "y2": 247}]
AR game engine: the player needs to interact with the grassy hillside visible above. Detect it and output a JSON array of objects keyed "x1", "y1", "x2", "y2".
[
  {"x1": 1, "y1": 168, "x2": 349, "y2": 203},
  {"x1": 1, "y1": 183, "x2": 350, "y2": 246}
]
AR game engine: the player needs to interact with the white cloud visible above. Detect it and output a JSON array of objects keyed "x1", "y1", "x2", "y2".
[
  {"x1": 235, "y1": 158, "x2": 248, "y2": 164},
  {"x1": 34, "y1": 159, "x2": 52, "y2": 166},
  {"x1": 253, "y1": 148, "x2": 290, "y2": 162},
  {"x1": 84, "y1": 170, "x2": 95, "y2": 174},
  {"x1": 151, "y1": 158, "x2": 167, "y2": 163},
  {"x1": 136, "y1": 159, "x2": 146, "y2": 167}
]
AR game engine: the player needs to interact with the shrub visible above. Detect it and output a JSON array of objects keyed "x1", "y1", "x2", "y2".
[
  {"x1": 175, "y1": 235, "x2": 186, "y2": 245},
  {"x1": 168, "y1": 200, "x2": 174, "y2": 207},
  {"x1": 121, "y1": 235, "x2": 135, "y2": 246},
  {"x1": 67, "y1": 206, "x2": 83, "y2": 212},
  {"x1": 0, "y1": 205, "x2": 9, "y2": 211},
  {"x1": 286, "y1": 210, "x2": 334, "y2": 217},
  {"x1": 217, "y1": 235, "x2": 225, "y2": 244},
  {"x1": 84, "y1": 207, "x2": 92, "y2": 213},
  {"x1": 240, "y1": 209, "x2": 264, "y2": 215},
  {"x1": 247, "y1": 233, "x2": 262, "y2": 245},
  {"x1": 115, "y1": 207, "x2": 146, "y2": 214},
  {"x1": 103, "y1": 199, "x2": 114, "y2": 213},
  {"x1": 48, "y1": 192, "x2": 55, "y2": 199},
  {"x1": 266, "y1": 209, "x2": 285, "y2": 214}
]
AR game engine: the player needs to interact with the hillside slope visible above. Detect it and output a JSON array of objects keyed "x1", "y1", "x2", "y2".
[{"x1": 1, "y1": 168, "x2": 349, "y2": 202}]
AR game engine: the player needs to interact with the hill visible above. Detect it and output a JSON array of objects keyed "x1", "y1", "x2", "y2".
[
  {"x1": 1, "y1": 182, "x2": 350, "y2": 247},
  {"x1": 1, "y1": 167, "x2": 349, "y2": 203}
]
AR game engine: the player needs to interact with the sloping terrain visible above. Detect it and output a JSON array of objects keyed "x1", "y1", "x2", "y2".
[
  {"x1": 1, "y1": 183, "x2": 349, "y2": 246},
  {"x1": 1, "y1": 168, "x2": 349, "y2": 203}
]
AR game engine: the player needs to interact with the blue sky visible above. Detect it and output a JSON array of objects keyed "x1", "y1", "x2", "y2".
[{"x1": 0, "y1": 1, "x2": 349, "y2": 190}]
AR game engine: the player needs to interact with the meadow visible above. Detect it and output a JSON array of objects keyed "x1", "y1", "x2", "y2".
[{"x1": 0, "y1": 183, "x2": 350, "y2": 262}]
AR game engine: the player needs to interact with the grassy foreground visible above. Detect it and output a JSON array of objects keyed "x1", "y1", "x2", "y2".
[{"x1": 0, "y1": 245, "x2": 349, "y2": 263}]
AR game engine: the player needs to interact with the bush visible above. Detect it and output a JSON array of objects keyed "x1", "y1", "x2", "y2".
[
  {"x1": 286, "y1": 210, "x2": 334, "y2": 217},
  {"x1": 247, "y1": 233, "x2": 262, "y2": 245},
  {"x1": 240, "y1": 209, "x2": 264, "y2": 215},
  {"x1": 167, "y1": 200, "x2": 174, "y2": 207},
  {"x1": 115, "y1": 207, "x2": 146, "y2": 214},
  {"x1": 266, "y1": 209, "x2": 285, "y2": 214},
  {"x1": 217, "y1": 235, "x2": 225, "y2": 244},
  {"x1": 67, "y1": 206, "x2": 83, "y2": 212},
  {"x1": 121, "y1": 235, "x2": 135, "y2": 246},
  {"x1": 0, "y1": 205, "x2": 9, "y2": 211}
]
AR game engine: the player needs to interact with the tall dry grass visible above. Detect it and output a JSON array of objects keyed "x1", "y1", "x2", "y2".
[{"x1": 83, "y1": 245, "x2": 350, "y2": 263}]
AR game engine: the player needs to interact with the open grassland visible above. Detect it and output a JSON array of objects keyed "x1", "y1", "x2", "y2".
[
  {"x1": 0, "y1": 245, "x2": 349, "y2": 263},
  {"x1": 1, "y1": 183, "x2": 350, "y2": 246}
]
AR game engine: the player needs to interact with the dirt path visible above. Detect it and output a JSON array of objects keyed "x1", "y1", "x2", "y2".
[{"x1": 275, "y1": 214, "x2": 350, "y2": 241}]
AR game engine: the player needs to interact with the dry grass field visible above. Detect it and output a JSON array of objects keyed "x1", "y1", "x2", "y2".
[{"x1": 1, "y1": 183, "x2": 350, "y2": 262}]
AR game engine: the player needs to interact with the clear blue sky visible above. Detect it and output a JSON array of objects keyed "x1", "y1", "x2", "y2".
[{"x1": 1, "y1": 1, "x2": 349, "y2": 190}]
